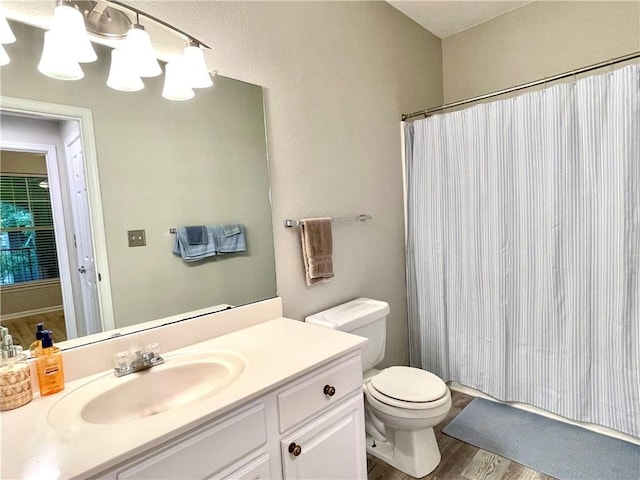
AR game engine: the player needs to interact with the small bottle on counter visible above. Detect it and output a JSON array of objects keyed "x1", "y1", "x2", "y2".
[
  {"x1": 29, "y1": 322, "x2": 45, "y2": 358},
  {"x1": 0, "y1": 327, "x2": 33, "y2": 411},
  {"x1": 35, "y1": 330, "x2": 65, "y2": 396}
]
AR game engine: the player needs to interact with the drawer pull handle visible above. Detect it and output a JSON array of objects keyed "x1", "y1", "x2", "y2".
[
  {"x1": 323, "y1": 384, "x2": 336, "y2": 397},
  {"x1": 288, "y1": 442, "x2": 302, "y2": 457}
]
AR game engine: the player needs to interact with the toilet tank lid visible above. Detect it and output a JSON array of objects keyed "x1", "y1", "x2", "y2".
[{"x1": 305, "y1": 297, "x2": 390, "y2": 332}]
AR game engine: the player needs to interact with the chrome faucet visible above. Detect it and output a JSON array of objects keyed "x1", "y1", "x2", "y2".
[{"x1": 113, "y1": 343, "x2": 164, "y2": 377}]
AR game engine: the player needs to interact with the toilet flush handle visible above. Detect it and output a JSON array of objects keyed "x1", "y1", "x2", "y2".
[{"x1": 323, "y1": 384, "x2": 336, "y2": 396}]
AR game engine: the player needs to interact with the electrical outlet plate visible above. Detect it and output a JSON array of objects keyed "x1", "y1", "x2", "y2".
[{"x1": 127, "y1": 230, "x2": 146, "y2": 247}]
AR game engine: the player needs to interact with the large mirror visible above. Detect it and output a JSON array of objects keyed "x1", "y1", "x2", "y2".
[{"x1": 0, "y1": 19, "x2": 277, "y2": 350}]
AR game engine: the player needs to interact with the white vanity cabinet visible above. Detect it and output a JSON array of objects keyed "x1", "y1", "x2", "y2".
[
  {"x1": 277, "y1": 354, "x2": 366, "y2": 479},
  {"x1": 90, "y1": 351, "x2": 366, "y2": 480}
]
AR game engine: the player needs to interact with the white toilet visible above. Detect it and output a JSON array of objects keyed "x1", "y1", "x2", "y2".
[{"x1": 306, "y1": 297, "x2": 451, "y2": 478}]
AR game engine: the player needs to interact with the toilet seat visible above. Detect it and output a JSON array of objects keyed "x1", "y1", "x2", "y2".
[{"x1": 367, "y1": 366, "x2": 448, "y2": 410}]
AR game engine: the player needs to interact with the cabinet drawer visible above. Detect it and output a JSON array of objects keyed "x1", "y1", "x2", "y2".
[
  {"x1": 115, "y1": 404, "x2": 266, "y2": 479},
  {"x1": 277, "y1": 353, "x2": 362, "y2": 432}
]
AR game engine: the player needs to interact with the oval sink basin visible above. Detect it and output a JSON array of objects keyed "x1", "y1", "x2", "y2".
[{"x1": 48, "y1": 350, "x2": 247, "y2": 429}]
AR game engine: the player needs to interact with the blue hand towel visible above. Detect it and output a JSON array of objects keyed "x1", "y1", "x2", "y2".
[
  {"x1": 173, "y1": 227, "x2": 218, "y2": 262},
  {"x1": 185, "y1": 226, "x2": 206, "y2": 245},
  {"x1": 222, "y1": 224, "x2": 241, "y2": 237},
  {"x1": 212, "y1": 224, "x2": 246, "y2": 253}
]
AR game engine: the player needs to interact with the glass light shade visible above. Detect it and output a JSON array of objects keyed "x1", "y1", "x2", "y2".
[
  {"x1": 183, "y1": 45, "x2": 213, "y2": 88},
  {"x1": 0, "y1": 9, "x2": 16, "y2": 44},
  {"x1": 0, "y1": 43, "x2": 9, "y2": 66},
  {"x1": 127, "y1": 27, "x2": 161, "y2": 77},
  {"x1": 162, "y1": 58, "x2": 194, "y2": 101},
  {"x1": 53, "y1": 4, "x2": 96, "y2": 63},
  {"x1": 107, "y1": 48, "x2": 144, "y2": 92},
  {"x1": 37, "y1": 30, "x2": 84, "y2": 81}
]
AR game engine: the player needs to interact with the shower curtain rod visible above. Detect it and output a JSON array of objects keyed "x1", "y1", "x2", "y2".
[{"x1": 401, "y1": 50, "x2": 640, "y2": 121}]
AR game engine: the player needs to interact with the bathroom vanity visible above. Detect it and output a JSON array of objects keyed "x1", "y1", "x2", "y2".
[
  {"x1": 93, "y1": 351, "x2": 364, "y2": 480},
  {"x1": 0, "y1": 301, "x2": 368, "y2": 480}
]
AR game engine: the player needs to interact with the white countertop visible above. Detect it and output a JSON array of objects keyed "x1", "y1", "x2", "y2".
[{"x1": 0, "y1": 318, "x2": 366, "y2": 480}]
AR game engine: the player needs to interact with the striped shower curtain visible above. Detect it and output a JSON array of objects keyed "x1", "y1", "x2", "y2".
[{"x1": 405, "y1": 64, "x2": 639, "y2": 437}]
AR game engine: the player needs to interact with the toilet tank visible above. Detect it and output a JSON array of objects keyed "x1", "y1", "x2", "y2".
[{"x1": 305, "y1": 298, "x2": 390, "y2": 371}]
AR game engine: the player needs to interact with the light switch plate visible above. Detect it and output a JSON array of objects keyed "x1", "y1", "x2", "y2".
[{"x1": 127, "y1": 230, "x2": 146, "y2": 247}]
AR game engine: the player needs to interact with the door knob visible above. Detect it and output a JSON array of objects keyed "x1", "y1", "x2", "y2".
[
  {"x1": 288, "y1": 442, "x2": 302, "y2": 457},
  {"x1": 78, "y1": 266, "x2": 87, "y2": 273}
]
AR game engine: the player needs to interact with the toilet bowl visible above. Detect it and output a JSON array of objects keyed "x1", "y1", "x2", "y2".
[
  {"x1": 305, "y1": 298, "x2": 451, "y2": 478},
  {"x1": 363, "y1": 366, "x2": 452, "y2": 477}
]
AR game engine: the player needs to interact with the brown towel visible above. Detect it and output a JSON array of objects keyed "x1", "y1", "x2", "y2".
[{"x1": 300, "y1": 217, "x2": 334, "y2": 286}]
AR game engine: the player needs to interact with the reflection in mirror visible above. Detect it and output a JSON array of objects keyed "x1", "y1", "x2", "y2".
[{"x1": 0, "y1": 20, "x2": 277, "y2": 350}]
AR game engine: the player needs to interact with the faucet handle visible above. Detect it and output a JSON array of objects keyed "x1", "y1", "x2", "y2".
[
  {"x1": 144, "y1": 343, "x2": 161, "y2": 359},
  {"x1": 113, "y1": 351, "x2": 133, "y2": 371}
]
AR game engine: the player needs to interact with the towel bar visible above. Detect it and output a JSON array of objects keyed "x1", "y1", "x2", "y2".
[{"x1": 283, "y1": 214, "x2": 372, "y2": 228}]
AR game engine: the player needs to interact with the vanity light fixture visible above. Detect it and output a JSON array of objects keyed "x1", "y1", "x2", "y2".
[
  {"x1": 106, "y1": 47, "x2": 144, "y2": 91},
  {"x1": 183, "y1": 41, "x2": 214, "y2": 89},
  {"x1": 37, "y1": 0, "x2": 97, "y2": 80},
  {"x1": 162, "y1": 57, "x2": 195, "y2": 101},
  {"x1": 105, "y1": 12, "x2": 162, "y2": 92},
  {"x1": 2, "y1": 0, "x2": 214, "y2": 100},
  {"x1": 126, "y1": 21, "x2": 161, "y2": 78},
  {"x1": 53, "y1": 1, "x2": 97, "y2": 63},
  {"x1": 88, "y1": 0, "x2": 212, "y2": 99},
  {"x1": 0, "y1": 6, "x2": 16, "y2": 66},
  {"x1": 38, "y1": 30, "x2": 85, "y2": 80}
]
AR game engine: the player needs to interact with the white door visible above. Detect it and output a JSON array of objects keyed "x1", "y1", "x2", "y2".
[
  {"x1": 66, "y1": 132, "x2": 101, "y2": 336},
  {"x1": 281, "y1": 395, "x2": 367, "y2": 479}
]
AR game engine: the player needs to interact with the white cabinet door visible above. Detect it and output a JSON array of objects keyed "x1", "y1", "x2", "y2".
[{"x1": 280, "y1": 395, "x2": 366, "y2": 480}]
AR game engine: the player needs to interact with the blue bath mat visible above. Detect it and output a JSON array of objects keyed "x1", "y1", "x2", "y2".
[{"x1": 443, "y1": 398, "x2": 640, "y2": 480}]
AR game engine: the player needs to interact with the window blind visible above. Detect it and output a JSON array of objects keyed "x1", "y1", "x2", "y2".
[{"x1": 0, "y1": 175, "x2": 59, "y2": 285}]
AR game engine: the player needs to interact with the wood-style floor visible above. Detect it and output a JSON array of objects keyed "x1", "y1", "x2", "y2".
[
  {"x1": 367, "y1": 391, "x2": 557, "y2": 480},
  {"x1": 0, "y1": 310, "x2": 67, "y2": 348}
]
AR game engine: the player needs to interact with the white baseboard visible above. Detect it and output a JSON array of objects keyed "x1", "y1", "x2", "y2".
[
  {"x1": 1, "y1": 305, "x2": 64, "y2": 321},
  {"x1": 448, "y1": 381, "x2": 640, "y2": 446}
]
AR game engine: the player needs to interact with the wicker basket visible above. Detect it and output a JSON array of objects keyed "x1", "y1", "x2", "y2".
[{"x1": 0, "y1": 364, "x2": 33, "y2": 411}]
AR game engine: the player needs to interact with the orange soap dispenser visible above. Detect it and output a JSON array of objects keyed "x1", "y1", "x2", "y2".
[
  {"x1": 35, "y1": 330, "x2": 65, "y2": 396},
  {"x1": 29, "y1": 322, "x2": 45, "y2": 358}
]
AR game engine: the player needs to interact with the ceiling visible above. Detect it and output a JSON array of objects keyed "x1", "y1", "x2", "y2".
[
  {"x1": 4, "y1": 1, "x2": 535, "y2": 52},
  {"x1": 387, "y1": 1, "x2": 533, "y2": 38}
]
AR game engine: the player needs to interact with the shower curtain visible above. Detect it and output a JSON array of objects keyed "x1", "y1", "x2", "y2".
[{"x1": 405, "y1": 64, "x2": 639, "y2": 437}]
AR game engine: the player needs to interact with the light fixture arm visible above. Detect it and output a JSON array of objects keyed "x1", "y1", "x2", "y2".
[{"x1": 107, "y1": 0, "x2": 211, "y2": 49}]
